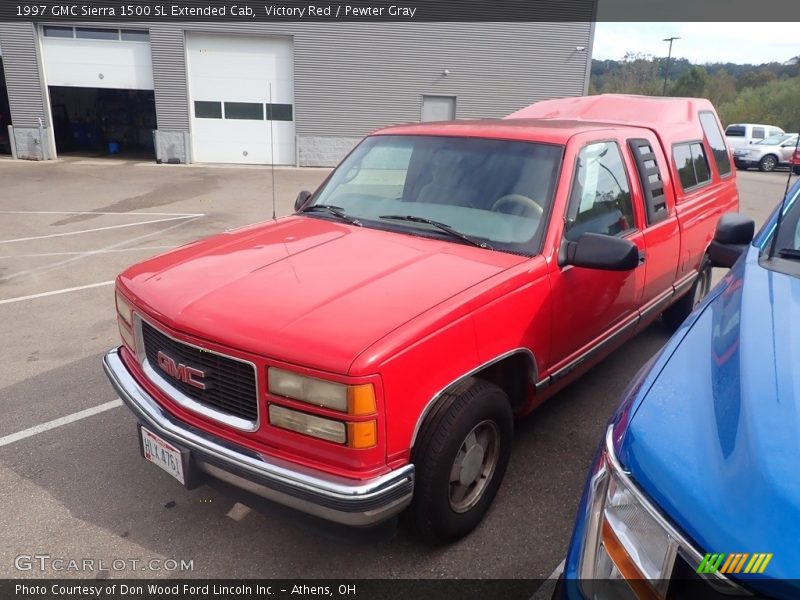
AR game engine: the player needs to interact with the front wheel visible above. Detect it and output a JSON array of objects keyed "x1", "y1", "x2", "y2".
[
  {"x1": 410, "y1": 378, "x2": 513, "y2": 543},
  {"x1": 663, "y1": 255, "x2": 713, "y2": 330},
  {"x1": 759, "y1": 154, "x2": 778, "y2": 172}
]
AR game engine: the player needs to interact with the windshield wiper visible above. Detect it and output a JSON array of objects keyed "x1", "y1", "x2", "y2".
[
  {"x1": 778, "y1": 247, "x2": 800, "y2": 260},
  {"x1": 379, "y1": 214, "x2": 492, "y2": 250},
  {"x1": 300, "y1": 204, "x2": 362, "y2": 226}
]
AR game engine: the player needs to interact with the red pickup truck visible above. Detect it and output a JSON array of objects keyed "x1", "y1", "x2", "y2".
[{"x1": 104, "y1": 95, "x2": 738, "y2": 542}]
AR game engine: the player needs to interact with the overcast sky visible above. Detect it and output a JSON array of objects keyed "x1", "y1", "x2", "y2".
[{"x1": 593, "y1": 23, "x2": 800, "y2": 65}]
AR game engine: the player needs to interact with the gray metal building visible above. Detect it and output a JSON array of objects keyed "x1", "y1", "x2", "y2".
[{"x1": 0, "y1": 22, "x2": 594, "y2": 166}]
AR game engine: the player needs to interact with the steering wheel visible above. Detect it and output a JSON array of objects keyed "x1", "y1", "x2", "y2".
[{"x1": 491, "y1": 194, "x2": 543, "y2": 218}]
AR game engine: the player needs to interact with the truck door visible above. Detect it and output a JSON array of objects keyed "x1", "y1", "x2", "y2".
[
  {"x1": 547, "y1": 138, "x2": 646, "y2": 377},
  {"x1": 625, "y1": 136, "x2": 681, "y2": 327}
]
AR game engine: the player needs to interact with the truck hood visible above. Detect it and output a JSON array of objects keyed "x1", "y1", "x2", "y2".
[
  {"x1": 120, "y1": 216, "x2": 524, "y2": 374},
  {"x1": 618, "y1": 248, "x2": 800, "y2": 591}
]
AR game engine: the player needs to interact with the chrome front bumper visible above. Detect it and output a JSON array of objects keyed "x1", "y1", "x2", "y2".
[{"x1": 103, "y1": 347, "x2": 414, "y2": 527}]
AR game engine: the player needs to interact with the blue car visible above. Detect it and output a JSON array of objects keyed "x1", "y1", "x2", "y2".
[{"x1": 559, "y1": 177, "x2": 800, "y2": 599}]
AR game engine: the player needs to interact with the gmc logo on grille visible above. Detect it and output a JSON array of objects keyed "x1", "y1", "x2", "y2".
[{"x1": 156, "y1": 351, "x2": 207, "y2": 390}]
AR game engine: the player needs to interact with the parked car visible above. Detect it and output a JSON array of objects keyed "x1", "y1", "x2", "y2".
[
  {"x1": 792, "y1": 148, "x2": 800, "y2": 175},
  {"x1": 103, "y1": 95, "x2": 738, "y2": 542},
  {"x1": 725, "y1": 123, "x2": 785, "y2": 148},
  {"x1": 558, "y1": 183, "x2": 800, "y2": 597},
  {"x1": 733, "y1": 133, "x2": 799, "y2": 172}
]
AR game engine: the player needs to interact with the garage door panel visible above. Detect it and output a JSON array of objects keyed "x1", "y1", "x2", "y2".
[
  {"x1": 191, "y1": 120, "x2": 293, "y2": 164},
  {"x1": 42, "y1": 38, "x2": 154, "y2": 90},
  {"x1": 188, "y1": 33, "x2": 295, "y2": 165}
]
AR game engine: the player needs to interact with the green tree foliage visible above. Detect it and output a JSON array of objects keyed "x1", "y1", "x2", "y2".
[
  {"x1": 592, "y1": 52, "x2": 662, "y2": 95},
  {"x1": 705, "y1": 70, "x2": 737, "y2": 106},
  {"x1": 736, "y1": 67, "x2": 777, "y2": 91},
  {"x1": 717, "y1": 77, "x2": 800, "y2": 131},
  {"x1": 670, "y1": 66, "x2": 710, "y2": 97}
]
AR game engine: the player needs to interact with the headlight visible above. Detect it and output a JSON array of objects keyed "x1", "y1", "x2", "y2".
[
  {"x1": 115, "y1": 290, "x2": 135, "y2": 352},
  {"x1": 268, "y1": 405, "x2": 346, "y2": 444},
  {"x1": 267, "y1": 367, "x2": 376, "y2": 415},
  {"x1": 578, "y1": 427, "x2": 677, "y2": 599},
  {"x1": 115, "y1": 290, "x2": 134, "y2": 326}
]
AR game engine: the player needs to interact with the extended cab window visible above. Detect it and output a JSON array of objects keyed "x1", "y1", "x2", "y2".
[
  {"x1": 565, "y1": 142, "x2": 634, "y2": 241},
  {"x1": 752, "y1": 127, "x2": 765, "y2": 140},
  {"x1": 699, "y1": 111, "x2": 731, "y2": 176},
  {"x1": 725, "y1": 126, "x2": 745, "y2": 137},
  {"x1": 673, "y1": 142, "x2": 711, "y2": 191}
]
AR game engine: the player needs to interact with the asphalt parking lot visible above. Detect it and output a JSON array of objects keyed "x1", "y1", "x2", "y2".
[{"x1": 0, "y1": 158, "x2": 788, "y2": 585}]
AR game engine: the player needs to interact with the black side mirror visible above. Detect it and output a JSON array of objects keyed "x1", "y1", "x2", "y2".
[
  {"x1": 561, "y1": 233, "x2": 640, "y2": 271},
  {"x1": 708, "y1": 213, "x2": 755, "y2": 268},
  {"x1": 294, "y1": 190, "x2": 312, "y2": 212}
]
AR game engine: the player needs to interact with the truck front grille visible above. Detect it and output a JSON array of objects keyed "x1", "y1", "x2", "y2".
[{"x1": 141, "y1": 321, "x2": 259, "y2": 422}]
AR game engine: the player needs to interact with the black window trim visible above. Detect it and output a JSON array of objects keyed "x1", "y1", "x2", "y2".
[
  {"x1": 672, "y1": 139, "x2": 714, "y2": 194},
  {"x1": 565, "y1": 138, "x2": 639, "y2": 240},
  {"x1": 626, "y1": 137, "x2": 669, "y2": 226}
]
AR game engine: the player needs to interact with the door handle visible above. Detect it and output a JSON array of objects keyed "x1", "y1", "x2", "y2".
[{"x1": 638, "y1": 250, "x2": 646, "y2": 264}]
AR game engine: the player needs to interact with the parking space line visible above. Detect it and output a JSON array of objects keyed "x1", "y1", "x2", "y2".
[
  {"x1": 0, "y1": 399, "x2": 123, "y2": 448},
  {"x1": 0, "y1": 211, "x2": 204, "y2": 217},
  {"x1": 0, "y1": 215, "x2": 198, "y2": 244},
  {"x1": 0, "y1": 245, "x2": 174, "y2": 259},
  {"x1": 226, "y1": 503, "x2": 252, "y2": 521},
  {"x1": 1, "y1": 215, "x2": 204, "y2": 283},
  {"x1": 529, "y1": 559, "x2": 565, "y2": 600},
  {"x1": 0, "y1": 280, "x2": 115, "y2": 305}
]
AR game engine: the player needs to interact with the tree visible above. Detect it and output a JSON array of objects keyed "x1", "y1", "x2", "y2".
[
  {"x1": 705, "y1": 70, "x2": 737, "y2": 106},
  {"x1": 736, "y1": 68, "x2": 777, "y2": 91},
  {"x1": 594, "y1": 52, "x2": 661, "y2": 96},
  {"x1": 670, "y1": 66, "x2": 709, "y2": 98}
]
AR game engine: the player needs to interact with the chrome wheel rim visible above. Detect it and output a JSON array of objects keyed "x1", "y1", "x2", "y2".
[
  {"x1": 448, "y1": 420, "x2": 501, "y2": 513},
  {"x1": 763, "y1": 156, "x2": 776, "y2": 171}
]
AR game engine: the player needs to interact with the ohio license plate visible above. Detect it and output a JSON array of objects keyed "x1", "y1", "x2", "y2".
[{"x1": 140, "y1": 426, "x2": 186, "y2": 485}]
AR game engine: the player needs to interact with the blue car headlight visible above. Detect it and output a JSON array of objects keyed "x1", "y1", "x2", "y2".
[{"x1": 578, "y1": 427, "x2": 679, "y2": 599}]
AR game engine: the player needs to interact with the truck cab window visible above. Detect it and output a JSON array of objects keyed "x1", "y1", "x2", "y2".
[
  {"x1": 566, "y1": 141, "x2": 634, "y2": 241},
  {"x1": 673, "y1": 142, "x2": 711, "y2": 191}
]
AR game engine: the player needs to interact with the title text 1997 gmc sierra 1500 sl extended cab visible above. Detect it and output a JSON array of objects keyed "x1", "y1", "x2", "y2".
[{"x1": 103, "y1": 95, "x2": 738, "y2": 542}]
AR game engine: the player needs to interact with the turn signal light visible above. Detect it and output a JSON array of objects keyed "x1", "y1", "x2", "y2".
[{"x1": 347, "y1": 421, "x2": 377, "y2": 449}]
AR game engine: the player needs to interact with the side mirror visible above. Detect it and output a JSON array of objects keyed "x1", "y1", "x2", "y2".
[
  {"x1": 294, "y1": 190, "x2": 312, "y2": 212},
  {"x1": 561, "y1": 233, "x2": 640, "y2": 271},
  {"x1": 708, "y1": 213, "x2": 755, "y2": 268}
]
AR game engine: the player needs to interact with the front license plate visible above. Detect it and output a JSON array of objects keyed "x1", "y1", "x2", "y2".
[{"x1": 140, "y1": 426, "x2": 186, "y2": 485}]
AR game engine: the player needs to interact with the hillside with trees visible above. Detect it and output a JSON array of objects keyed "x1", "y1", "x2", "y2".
[{"x1": 590, "y1": 54, "x2": 800, "y2": 130}]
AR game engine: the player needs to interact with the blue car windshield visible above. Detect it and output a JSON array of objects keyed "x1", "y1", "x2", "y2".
[
  {"x1": 763, "y1": 180, "x2": 800, "y2": 267},
  {"x1": 307, "y1": 135, "x2": 563, "y2": 255}
]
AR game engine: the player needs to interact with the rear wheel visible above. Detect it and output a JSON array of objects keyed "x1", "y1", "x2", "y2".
[
  {"x1": 759, "y1": 154, "x2": 778, "y2": 172},
  {"x1": 663, "y1": 254, "x2": 712, "y2": 330},
  {"x1": 410, "y1": 378, "x2": 513, "y2": 543}
]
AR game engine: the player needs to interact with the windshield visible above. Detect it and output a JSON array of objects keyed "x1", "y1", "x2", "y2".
[
  {"x1": 307, "y1": 135, "x2": 563, "y2": 255},
  {"x1": 762, "y1": 179, "x2": 800, "y2": 267},
  {"x1": 757, "y1": 134, "x2": 794, "y2": 146}
]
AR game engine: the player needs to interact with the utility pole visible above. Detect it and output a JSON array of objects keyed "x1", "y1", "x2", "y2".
[{"x1": 662, "y1": 37, "x2": 680, "y2": 95}]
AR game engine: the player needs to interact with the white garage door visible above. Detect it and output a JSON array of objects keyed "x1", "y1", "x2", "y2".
[
  {"x1": 40, "y1": 26, "x2": 153, "y2": 90},
  {"x1": 187, "y1": 34, "x2": 294, "y2": 165}
]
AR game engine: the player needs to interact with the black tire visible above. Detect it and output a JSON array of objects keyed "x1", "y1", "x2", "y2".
[
  {"x1": 759, "y1": 154, "x2": 778, "y2": 172},
  {"x1": 410, "y1": 378, "x2": 513, "y2": 543},
  {"x1": 793, "y1": 165, "x2": 800, "y2": 176},
  {"x1": 663, "y1": 254, "x2": 712, "y2": 331}
]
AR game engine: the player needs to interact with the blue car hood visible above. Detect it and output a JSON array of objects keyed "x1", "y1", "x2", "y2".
[{"x1": 618, "y1": 247, "x2": 800, "y2": 587}]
